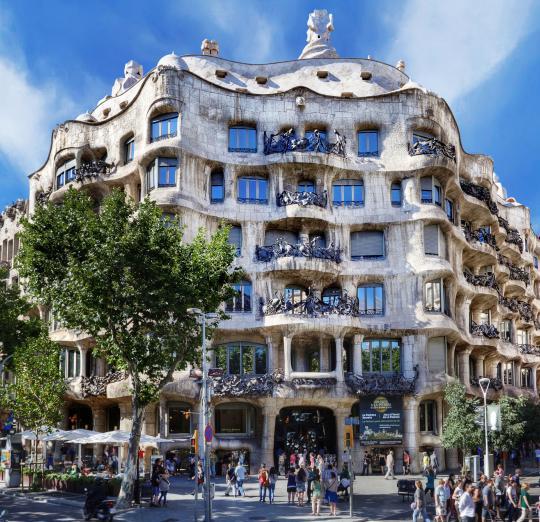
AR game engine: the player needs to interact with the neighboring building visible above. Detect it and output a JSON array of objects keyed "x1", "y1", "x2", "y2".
[{"x1": 5, "y1": 9, "x2": 540, "y2": 473}]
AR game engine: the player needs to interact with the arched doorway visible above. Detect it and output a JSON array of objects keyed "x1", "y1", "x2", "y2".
[{"x1": 274, "y1": 406, "x2": 336, "y2": 468}]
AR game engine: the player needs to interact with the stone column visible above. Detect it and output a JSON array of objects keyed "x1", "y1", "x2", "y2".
[
  {"x1": 403, "y1": 396, "x2": 419, "y2": 473},
  {"x1": 458, "y1": 349, "x2": 472, "y2": 385},
  {"x1": 334, "y1": 337, "x2": 344, "y2": 382},
  {"x1": 283, "y1": 336, "x2": 292, "y2": 380},
  {"x1": 77, "y1": 343, "x2": 87, "y2": 377},
  {"x1": 447, "y1": 342, "x2": 456, "y2": 377},
  {"x1": 462, "y1": 297, "x2": 472, "y2": 334},
  {"x1": 265, "y1": 336, "x2": 274, "y2": 372},
  {"x1": 261, "y1": 405, "x2": 276, "y2": 467},
  {"x1": 532, "y1": 365, "x2": 539, "y2": 395},
  {"x1": 158, "y1": 398, "x2": 167, "y2": 437},
  {"x1": 475, "y1": 356, "x2": 485, "y2": 378},
  {"x1": 352, "y1": 334, "x2": 363, "y2": 376},
  {"x1": 402, "y1": 335, "x2": 417, "y2": 379},
  {"x1": 435, "y1": 396, "x2": 446, "y2": 470},
  {"x1": 92, "y1": 407, "x2": 107, "y2": 462},
  {"x1": 515, "y1": 361, "x2": 522, "y2": 387}
]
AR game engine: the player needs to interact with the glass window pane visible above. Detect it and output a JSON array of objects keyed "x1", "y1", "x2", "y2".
[
  {"x1": 228, "y1": 346, "x2": 241, "y2": 375},
  {"x1": 243, "y1": 283, "x2": 252, "y2": 311},
  {"x1": 371, "y1": 342, "x2": 381, "y2": 372},
  {"x1": 333, "y1": 185, "x2": 342, "y2": 204},
  {"x1": 361, "y1": 342, "x2": 371, "y2": 372},
  {"x1": 254, "y1": 346, "x2": 267, "y2": 374},
  {"x1": 381, "y1": 341, "x2": 391, "y2": 372},
  {"x1": 242, "y1": 346, "x2": 254, "y2": 375},
  {"x1": 258, "y1": 179, "x2": 268, "y2": 201},
  {"x1": 433, "y1": 281, "x2": 441, "y2": 311},
  {"x1": 343, "y1": 185, "x2": 352, "y2": 205},
  {"x1": 354, "y1": 184, "x2": 363, "y2": 204},
  {"x1": 248, "y1": 178, "x2": 257, "y2": 199},
  {"x1": 215, "y1": 347, "x2": 227, "y2": 371}
]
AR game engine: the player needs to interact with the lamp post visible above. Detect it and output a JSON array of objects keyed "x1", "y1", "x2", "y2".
[
  {"x1": 478, "y1": 377, "x2": 491, "y2": 477},
  {"x1": 188, "y1": 308, "x2": 218, "y2": 522}
]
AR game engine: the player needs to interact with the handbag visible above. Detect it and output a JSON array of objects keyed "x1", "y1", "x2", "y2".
[{"x1": 410, "y1": 502, "x2": 417, "y2": 510}]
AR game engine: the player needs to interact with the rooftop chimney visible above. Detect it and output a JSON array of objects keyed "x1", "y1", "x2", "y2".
[{"x1": 201, "y1": 39, "x2": 219, "y2": 56}]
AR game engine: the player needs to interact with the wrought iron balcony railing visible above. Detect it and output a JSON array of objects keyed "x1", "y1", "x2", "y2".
[
  {"x1": 470, "y1": 321, "x2": 500, "y2": 339},
  {"x1": 80, "y1": 371, "x2": 126, "y2": 398},
  {"x1": 346, "y1": 365, "x2": 419, "y2": 395},
  {"x1": 498, "y1": 216, "x2": 524, "y2": 252},
  {"x1": 498, "y1": 254, "x2": 529, "y2": 284},
  {"x1": 255, "y1": 237, "x2": 341, "y2": 263},
  {"x1": 498, "y1": 295, "x2": 533, "y2": 323},
  {"x1": 462, "y1": 223, "x2": 498, "y2": 250},
  {"x1": 460, "y1": 179, "x2": 499, "y2": 215},
  {"x1": 517, "y1": 344, "x2": 540, "y2": 356},
  {"x1": 261, "y1": 290, "x2": 358, "y2": 317},
  {"x1": 463, "y1": 271, "x2": 499, "y2": 291},
  {"x1": 263, "y1": 129, "x2": 346, "y2": 157},
  {"x1": 470, "y1": 376, "x2": 503, "y2": 391},
  {"x1": 408, "y1": 137, "x2": 456, "y2": 161},
  {"x1": 277, "y1": 189, "x2": 328, "y2": 208},
  {"x1": 75, "y1": 160, "x2": 115, "y2": 182}
]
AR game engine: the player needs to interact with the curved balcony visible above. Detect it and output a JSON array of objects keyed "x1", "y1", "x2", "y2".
[
  {"x1": 263, "y1": 129, "x2": 346, "y2": 157},
  {"x1": 276, "y1": 189, "x2": 327, "y2": 208},
  {"x1": 346, "y1": 366, "x2": 419, "y2": 396},
  {"x1": 459, "y1": 179, "x2": 498, "y2": 215},
  {"x1": 408, "y1": 137, "x2": 456, "y2": 161},
  {"x1": 462, "y1": 223, "x2": 498, "y2": 251},
  {"x1": 255, "y1": 238, "x2": 341, "y2": 263},
  {"x1": 498, "y1": 254, "x2": 530, "y2": 285},
  {"x1": 470, "y1": 321, "x2": 500, "y2": 339},
  {"x1": 517, "y1": 344, "x2": 540, "y2": 356},
  {"x1": 498, "y1": 216, "x2": 524, "y2": 252},
  {"x1": 463, "y1": 271, "x2": 499, "y2": 292},
  {"x1": 261, "y1": 290, "x2": 359, "y2": 317},
  {"x1": 498, "y1": 295, "x2": 533, "y2": 323}
]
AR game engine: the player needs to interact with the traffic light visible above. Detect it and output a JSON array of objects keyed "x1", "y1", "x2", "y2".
[
  {"x1": 344, "y1": 425, "x2": 354, "y2": 449},
  {"x1": 191, "y1": 430, "x2": 199, "y2": 454}
]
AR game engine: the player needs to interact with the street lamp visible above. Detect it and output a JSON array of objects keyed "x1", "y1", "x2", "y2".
[
  {"x1": 187, "y1": 308, "x2": 219, "y2": 522},
  {"x1": 478, "y1": 377, "x2": 491, "y2": 477}
]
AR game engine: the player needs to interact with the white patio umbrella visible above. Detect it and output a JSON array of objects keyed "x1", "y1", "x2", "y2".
[
  {"x1": 69, "y1": 430, "x2": 161, "y2": 445},
  {"x1": 43, "y1": 428, "x2": 99, "y2": 442},
  {"x1": 20, "y1": 428, "x2": 60, "y2": 441}
]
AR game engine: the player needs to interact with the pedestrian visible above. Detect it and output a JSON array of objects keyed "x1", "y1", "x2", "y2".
[
  {"x1": 311, "y1": 469, "x2": 322, "y2": 516},
  {"x1": 309, "y1": 452, "x2": 315, "y2": 469},
  {"x1": 362, "y1": 452, "x2": 370, "y2": 476},
  {"x1": 413, "y1": 480, "x2": 431, "y2": 522},
  {"x1": 517, "y1": 482, "x2": 532, "y2": 522},
  {"x1": 296, "y1": 464, "x2": 307, "y2": 506},
  {"x1": 430, "y1": 451, "x2": 439, "y2": 474},
  {"x1": 278, "y1": 452, "x2": 286, "y2": 476},
  {"x1": 158, "y1": 470, "x2": 170, "y2": 507},
  {"x1": 379, "y1": 453, "x2": 386, "y2": 474},
  {"x1": 434, "y1": 478, "x2": 448, "y2": 522},
  {"x1": 403, "y1": 450, "x2": 411, "y2": 475},
  {"x1": 482, "y1": 478, "x2": 494, "y2": 522},
  {"x1": 325, "y1": 471, "x2": 339, "y2": 516},
  {"x1": 150, "y1": 458, "x2": 164, "y2": 507},
  {"x1": 422, "y1": 452, "x2": 430, "y2": 472},
  {"x1": 472, "y1": 484, "x2": 482, "y2": 522},
  {"x1": 258, "y1": 463, "x2": 269, "y2": 502},
  {"x1": 225, "y1": 463, "x2": 236, "y2": 496},
  {"x1": 425, "y1": 467, "x2": 436, "y2": 501},
  {"x1": 189, "y1": 454, "x2": 196, "y2": 479},
  {"x1": 385, "y1": 450, "x2": 395, "y2": 479},
  {"x1": 494, "y1": 473, "x2": 504, "y2": 521},
  {"x1": 290, "y1": 452, "x2": 297, "y2": 470},
  {"x1": 193, "y1": 462, "x2": 204, "y2": 496},
  {"x1": 458, "y1": 484, "x2": 476, "y2": 522},
  {"x1": 286, "y1": 467, "x2": 297, "y2": 504},
  {"x1": 268, "y1": 466, "x2": 277, "y2": 504},
  {"x1": 506, "y1": 479, "x2": 519, "y2": 522},
  {"x1": 307, "y1": 464, "x2": 316, "y2": 503},
  {"x1": 234, "y1": 461, "x2": 245, "y2": 497}
]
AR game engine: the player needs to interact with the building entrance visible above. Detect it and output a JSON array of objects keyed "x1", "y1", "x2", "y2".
[{"x1": 273, "y1": 407, "x2": 336, "y2": 469}]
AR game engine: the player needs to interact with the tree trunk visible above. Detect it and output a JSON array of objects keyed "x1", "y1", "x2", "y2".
[{"x1": 115, "y1": 393, "x2": 146, "y2": 509}]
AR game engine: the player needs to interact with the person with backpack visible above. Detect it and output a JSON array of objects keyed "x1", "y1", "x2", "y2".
[
  {"x1": 258, "y1": 463, "x2": 269, "y2": 502},
  {"x1": 296, "y1": 464, "x2": 307, "y2": 507},
  {"x1": 224, "y1": 463, "x2": 236, "y2": 496},
  {"x1": 286, "y1": 467, "x2": 297, "y2": 504},
  {"x1": 268, "y1": 466, "x2": 277, "y2": 504}
]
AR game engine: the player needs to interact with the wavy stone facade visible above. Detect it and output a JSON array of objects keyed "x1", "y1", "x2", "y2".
[{"x1": 5, "y1": 15, "x2": 540, "y2": 473}]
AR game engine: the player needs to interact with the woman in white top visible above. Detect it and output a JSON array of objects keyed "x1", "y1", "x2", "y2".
[{"x1": 458, "y1": 484, "x2": 476, "y2": 522}]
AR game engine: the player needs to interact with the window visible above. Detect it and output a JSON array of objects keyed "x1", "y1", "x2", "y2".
[
  {"x1": 214, "y1": 343, "x2": 267, "y2": 375},
  {"x1": 146, "y1": 157, "x2": 177, "y2": 191},
  {"x1": 56, "y1": 159, "x2": 76, "y2": 189},
  {"x1": 168, "y1": 403, "x2": 191, "y2": 434},
  {"x1": 298, "y1": 180, "x2": 315, "y2": 193},
  {"x1": 264, "y1": 230, "x2": 298, "y2": 246},
  {"x1": 285, "y1": 286, "x2": 307, "y2": 311},
  {"x1": 358, "y1": 130, "x2": 379, "y2": 157},
  {"x1": 228, "y1": 226, "x2": 242, "y2": 256},
  {"x1": 161, "y1": 212, "x2": 177, "y2": 228},
  {"x1": 237, "y1": 176, "x2": 268, "y2": 204},
  {"x1": 229, "y1": 126, "x2": 257, "y2": 153},
  {"x1": 351, "y1": 231, "x2": 385, "y2": 260},
  {"x1": 309, "y1": 233, "x2": 326, "y2": 248},
  {"x1": 521, "y1": 367, "x2": 533, "y2": 388},
  {"x1": 150, "y1": 112, "x2": 178, "y2": 142},
  {"x1": 322, "y1": 287, "x2": 342, "y2": 306},
  {"x1": 413, "y1": 131, "x2": 434, "y2": 144},
  {"x1": 419, "y1": 401, "x2": 437, "y2": 433},
  {"x1": 226, "y1": 280, "x2": 252, "y2": 312},
  {"x1": 420, "y1": 177, "x2": 442, "y2": 206},
  {"x1": 124, "y1": 137, "x2": 135, "y2": 163},
  {"x1": 427, "y1": 337, "x2": 446, "y2": 374},
  {"x1": 333, "y1": 179, "x2": 364, "y2": 207},
  {"x1": 215, "y1": 404, "x2": 255, "y2": 435},
  {"x1": 425, "y1": 279, "x2": 444, "y2": 312},
  {"x1": 424, "y1": 224, "x2": 445, "y2": 257},
  {"x1": 499, "y1": 319, "x2": 512, "y2": 342},
  {"x1": 535, "y1": 256, "x2": 539, "y2": 270},
  {"x1": 479, "y1": 310, "x2": 491, "y2": 325},
  {"x1": 61, "y1": 348, "x2": 81, "y2": 379},
  {"x1": 357, "y1": 284, "x2": 384, "y2": 315},
  {"x1": 503, "y1": 361, "x2": 514, "y2": 385},
  {"x1": 361, "y1": 339, "x2": 400, "y2": 373},
  {"x1": 516, "y1": 329, "x2": 530, "y2": 346},
  {"x1": 445, "y1": 198, "x2": 455, "y2": 224},
  {"x1": 391, "y1": 181, "x2": 402, "y2": 206},
  {"x1": 210, "y1": 169, "x2": 224, "y2": 203}
]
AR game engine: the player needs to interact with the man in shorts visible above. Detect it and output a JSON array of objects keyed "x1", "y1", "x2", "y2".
[
  {"x1": 482, "y1": 478, "x2": 494, "y2": 522},
  {"x1": 434, "y1": 478, "x2": 448, "y2": 522}
]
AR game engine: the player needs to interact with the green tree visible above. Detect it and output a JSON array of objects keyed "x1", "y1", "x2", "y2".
[
  {"x1": 489, "y1": 395, "x2": 527, "y2": 453},
  {"x1": 17, "y1": 188, "x2": 238, "y2": 506},
  {"x1": 0, "y1": 333, "x2": 65, "y2": 459},
  {"x1": 441, "y1": 382, "x2": 482, "y2": 457},
  {"x1": 0, "y1": 265, "x2": 41, "y2": 359},
  {"x1": 522, "y1": 398, "x2": 540, "y2": 444}
]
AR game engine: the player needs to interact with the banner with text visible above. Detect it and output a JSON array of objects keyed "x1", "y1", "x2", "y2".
[{"x1": 358, "y1": 395, "x2": 403, "y2": 446}]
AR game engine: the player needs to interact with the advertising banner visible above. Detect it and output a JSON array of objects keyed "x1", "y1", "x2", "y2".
[{"x1": 358, "y1": 396, "x2": 403, "y2": 446}]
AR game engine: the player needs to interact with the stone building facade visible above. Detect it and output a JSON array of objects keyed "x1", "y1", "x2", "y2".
[{"x1": 6, "y1": 10, "x2": 540, "y2": 473}]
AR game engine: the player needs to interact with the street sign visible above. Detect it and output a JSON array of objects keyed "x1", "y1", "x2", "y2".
[
  {"x1": 487, "y1": 404, "x2": 501, "y2": 431},
  {"x1": 204, "y1": 424, "x2": 213, "y2": 443},
  {"x1": 345, "y1": 416, "x2": 360, "y2": 425}
]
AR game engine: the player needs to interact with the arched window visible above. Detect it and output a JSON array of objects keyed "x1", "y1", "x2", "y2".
[
  {"x1": 229, "y1": 125, "x2": 257, "y2": 153},
  {"x1": 226, "y1": 280, "x2": 252, "y2": 312},
  {"x1": 333, "y1": 179, "x2": 363, "y2": 207},
  {"x1": 419, "y1": 401, "x2": 437, "y2": 433},
  {"x1": 56, "y1": 159, "x2": 77, "y2": 189},
  {"x1": 298, "y1": 180, "x2": 315, "y2": 193},
  {"x1": 285, "y1": 285, "x2": 307, "y2": 311},
  {"x1": 210, "y1": 169, "x2": 224, "y2": 203},
  {"x1": 150, "y1": 112, "x2": 178, "y2": 142},
  {"x1": 227, "y1": 225, "x2": 242, "y2": 256},
  {"x1": 237, "y1": 176, "x2": 268, "y2": 204},
  {"x1": 424, "y1": 279, "x2": 444, "y2": 313},
  {"x1": 214, "y1": 343, "x2": 267, "y2": 376},
  {"x1": 391, "y1": 181, "x2": 402, "y2": 206},
  {"x1": 322, "y1": 287, "x2": 341, "y2": 306},
  {"x1": 123, "y1": 135, "x2": 135, "y2": 164}
]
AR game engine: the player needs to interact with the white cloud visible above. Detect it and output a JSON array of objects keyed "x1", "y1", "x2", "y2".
[{"x1": 386, "y1": 0, "x2": 537, "y2": 102}]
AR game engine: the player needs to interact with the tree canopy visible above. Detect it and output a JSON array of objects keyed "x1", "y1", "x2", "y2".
[
  {"x1": 17, "y1": 188, "x2": 239, "y2": 505},
  {"x1": 489, "y1": 394, "x2": 527, "y2": 452}
]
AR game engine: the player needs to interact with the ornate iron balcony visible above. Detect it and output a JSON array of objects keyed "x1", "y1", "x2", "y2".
[
  {"x1": 497, "y1": 216, "x2": 524, "y2": 252},
  {"x1": 277, "y1": 189, "x2": 328, "y2": 208},
  {"x1": 346, "y1": 365, "x2": 419, "y2": 396},
  {"x1": 75, "y1": 160, "x2": 115, "y2": 182},
  {"x1": 498, "y1": 295, "x2": 533, "y2": 323},
  {"x1": 261, "y1": 289, "x2": 358, "y2": 317},
  {"x1": 255, "y1": 237, "x2": 341, "y2": 263},
  {"x1": 470, "y1": 321, "x2": 500, "y2": 339},
  {"x1": 498, "y1": 254, "x2": 529, "y2": 284},
  {"x1": 470, "y1": 376, "x2": 503, "y2": 391},
  {"x1": 80, "y1": 371, "x2": 126, "y2": 398},
  {"x1": 263, "y1": 129, "x2": 346, "y2": 157},
  {"x1": 463, "y1": 271, "x2": 499, "y2": 291},
  {"x1": 211, "y1": 371, "x2": 281, "y2": 397},
  {"x1": 518, "y1": 344, "x2": 540, "y2": 356},
  {"x1": 462, "y1": 223, "x2": 498, "y2": 250},
  {"x1": 408, "y1": 138, "x2": 456, "y2": 161},
  {"x1": 460, "y1": 180, "x2": 498, "y2": 215}
]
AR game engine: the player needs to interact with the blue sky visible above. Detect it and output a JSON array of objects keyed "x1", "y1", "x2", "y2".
[{"x1": 1, "y1": 0, "x2": 539, "y2": 224}]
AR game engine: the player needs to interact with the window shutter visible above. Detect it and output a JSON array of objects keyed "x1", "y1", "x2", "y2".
[
  {"x1": 351, "y1": 231, "x2": 384, "y2": 258},
  {"x1": 265, "y1": 230, "x2": 298, "y2": 246},
  {"x1": 228, "y1": 226, "x2": 242, "y2": 251},
  {"x1": 424, "y1": 225, "x2": 439, "y2": 255},
  {"x1": 421, "y1": 177, "x2": 432, "y2": 191},
  {"x1": 427, "y1": 337, "x2": 446, "y2": 373}
]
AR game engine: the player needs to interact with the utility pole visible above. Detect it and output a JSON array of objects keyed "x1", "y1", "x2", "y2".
[{"x1": 479, "y1": 377, "x2": 491, "y2": 477}]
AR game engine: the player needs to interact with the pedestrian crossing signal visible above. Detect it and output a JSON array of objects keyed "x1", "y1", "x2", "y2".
[
  {"x1": 344, "y1": 425, "x2": 354, "y2": 449},
  {"x1": 191, "y1": 430, "x2": 198, "y2": 454}
]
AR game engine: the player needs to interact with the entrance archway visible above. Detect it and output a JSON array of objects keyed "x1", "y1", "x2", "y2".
[{"x1": 273, "y1": 406, "x2": 336, "y2": 468}]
